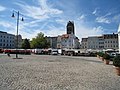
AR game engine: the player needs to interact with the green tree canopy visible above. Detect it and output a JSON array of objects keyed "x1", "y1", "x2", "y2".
[
  {"x1": 21, "y1": 38, "x2": 31, "y2": 49},
  {"x1": 30, "y1": 32, "x2": 50, "y2": 49}
]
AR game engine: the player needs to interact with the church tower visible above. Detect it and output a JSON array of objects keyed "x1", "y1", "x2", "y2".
[{"x1": 67, "y1": 21, "x2": 75, "y2": 34}]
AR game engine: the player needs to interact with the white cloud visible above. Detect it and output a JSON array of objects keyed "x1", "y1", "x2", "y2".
[
  {"x1": 15, "y1": 0, "x2": 63, "y2": 20},
  {"x1": 0, "y1": 5, "x2": 6, "y2": 11},
  {"x1": 55, "y1": 19, "x2": 66, "y2": 26},
  {"x1": 19, "y1": 27, "x2": 65, "y2": 40},
  {"x1": 113, "y1": 14, "x2": 120, "y2": 22},
  {"x1": 92, "y1": 8, "x2": 100, "y2": 16},
  {"x1": 78, "y1": 15, "x2": 85, "y2": 20},
  {"x1": 75, "y1": 23, "x2": 104, "y2": 41},
  {"x1": 92, "y1": 8, "x2": 97, "y2": 15},
  {"x1": 44, "y1": 25, "x2": 65, "y2": 36},
  {"x1": 0, "y1": 21, "x2": 17, "y2": 35},
  {"x1": 104, "y1": 12, "x2": 112, "y2": 17},
  {"x1": 95, "y1": 12, "x2": 112, "y2": 24},
  {"x1": 11, "y1": 0, "x2": 105, "y2": 41},
  {"x1": 11, "y1": 0, "x2": 63, "y2": 40},
  {"x1": 96, "y1": 16, "x2": 111, "y2": 24},
  {"x1": 15, "y1": 20, "x2": 65, "y2": 40},
  {"x1": 0, "y1": 21, "x2": 15, "y2": 30},
  {"x1": 15, "y1": 3, "x2": 49, "y2": 20},
  {"x1": 22, "y1": 20, "x2": 42, "y2": 28},
  {"x1": 19, "y1": 29, "x2": 43, "y2": 40},
  {"x1": 38, "y1": 0, "x2": 63, "y2": 14},
  {"x1": 0, "y1": 22, "x2": 11, "y2": 28}
]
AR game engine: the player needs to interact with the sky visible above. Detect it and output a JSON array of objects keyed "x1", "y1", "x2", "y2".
[{"x1": 0, "y1": 0, "x2": 120, "y2": 41}]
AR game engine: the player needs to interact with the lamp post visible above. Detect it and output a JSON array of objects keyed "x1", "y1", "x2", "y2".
[{"x1": 11, "y1": 10, "x2": 24, "y2": 58}]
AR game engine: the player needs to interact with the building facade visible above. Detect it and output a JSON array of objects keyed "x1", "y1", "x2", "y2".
[
  {"x1": 81, "y1": 33, "x2": 118, "y2": 50},
  {"x1": 81, "y1": 38, "x2": 88, "y2": 49},
  {"x1": 87, "y1": 36, "x2": 99, "y2": 49},
  {"x1": 98, "y1": 36, "x2": 104, "y2": 49},
  {"x1": 118, "y1": 24, "x2": 120, "y2": 53},
  {"x1": 46, "y1": 21, "x2": 80, "y2": 49},
  {"x1": 57, "y1": 34, "x2": 80, "y2": 49},
  {"x1": 57, "y1": 35, "x2": 62, "y2": 49},
  {"x1": 46, "y1": 36, "x2": 58, "y2": 49},
  {"x1": 103, "y1": 34, "x2": 118, "y2": 50},
  {"x1": 0, "y1": 31, "x2": 15, "y2": 49}
]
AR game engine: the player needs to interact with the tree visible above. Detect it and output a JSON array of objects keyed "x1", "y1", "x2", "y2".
[
  {"x1": 21, "y1": 38, "x2": 31, "y2": 49},
  {"x1": 30, "y1": 32, "x2": 50, "y2": 49}
]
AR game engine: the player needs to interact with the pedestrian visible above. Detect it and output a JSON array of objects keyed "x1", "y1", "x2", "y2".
[{"x1": 7, "y1": 53, "x2": 11, "y2": 57}]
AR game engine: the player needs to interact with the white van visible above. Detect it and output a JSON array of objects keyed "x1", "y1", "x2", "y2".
[{"x1": 51, "y1": 49, "x2": 58, "y2": 55}]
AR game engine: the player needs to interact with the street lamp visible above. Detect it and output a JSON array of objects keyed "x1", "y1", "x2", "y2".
[{"x1": 11, "y1": 10, "x2": 24, "y2": 58}]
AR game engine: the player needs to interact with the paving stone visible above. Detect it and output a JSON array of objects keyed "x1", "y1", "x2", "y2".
[{"x1": 0, "y1": 54, "x2": 120, "y2": 90}]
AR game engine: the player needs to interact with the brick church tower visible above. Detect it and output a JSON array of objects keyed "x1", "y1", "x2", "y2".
[{"x1": 66, "y1": 21, "x2": 75, "y2": 34}]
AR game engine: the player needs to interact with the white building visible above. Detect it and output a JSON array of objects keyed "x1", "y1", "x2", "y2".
[
  {"x1": 46, "y1": 36, "x2": 57, "y2": 49},
  {"x1": 87, "y1": 37, "x2": 99, "y2": 49},
  {"x1": 48, "y1": 21, "x2": 80, "y2": 49},
  {"x1": 81, "y1": 33, "x2": 118, "y2": 50},
  {"x1": 118, "y1": 24, "x2": 120, "y2": 52},
  {"x1": 81, "y1": 38, "x2": 88, "y2": 49},
  {"x1": 0, "y1": 31, "x2": 15, "y2": 49},
  {"x1": 103, "y1": 34, "x2": 118, "y2": 50},
  {"x1": 57, "y1": 34, "x2": 79, "y2": 49}
]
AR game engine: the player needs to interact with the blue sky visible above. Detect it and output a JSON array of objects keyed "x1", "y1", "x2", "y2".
[{"x1": 0, "y1": 0, "x2": 120, "y2": 41}]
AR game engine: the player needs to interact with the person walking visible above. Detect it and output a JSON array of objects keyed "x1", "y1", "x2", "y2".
[{"x1": 7, "y1": 52, "x2": 11, "y2": 57}]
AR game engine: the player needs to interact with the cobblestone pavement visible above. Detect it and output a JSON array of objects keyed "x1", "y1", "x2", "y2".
[{"x1": 0, "y1": 54, "x2": 120, "y2": 90}]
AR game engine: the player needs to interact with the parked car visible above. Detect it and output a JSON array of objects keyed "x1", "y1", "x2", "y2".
[{"x1": 51, "y1": 49, "x2": 58, "y2": 55}]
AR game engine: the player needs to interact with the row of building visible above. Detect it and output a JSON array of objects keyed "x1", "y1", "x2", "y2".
[
  {"x1": 0, "y1": 21, "x2": 79, "y2": 49},
  {"x1": 47, "y1": 21, "x2": 119, "y2": 51},
  {"x1": 0, "y1": 21, "x2": 119, "y2": 51},
  {"x1": 0, "y1": 31, "x2": 22, "y2": 49},
  {"x1": 81, "y1": 33, "x2": 118, "y2": 50}
]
